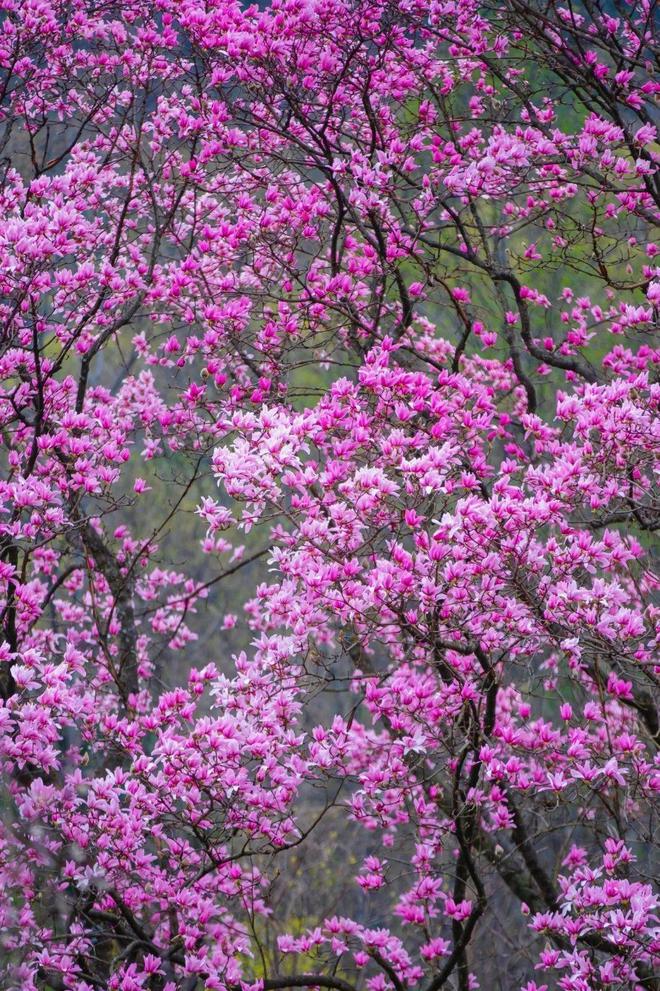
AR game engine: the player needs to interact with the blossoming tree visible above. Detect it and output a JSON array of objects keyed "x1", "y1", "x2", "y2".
[{"x1": 0, "y1": 1, "x2": 658, "y2": 990}]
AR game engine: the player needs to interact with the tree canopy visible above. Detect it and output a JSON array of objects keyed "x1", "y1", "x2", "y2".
[{"x1": 0, "y1": 1, "x2": 658, "y2": 990}]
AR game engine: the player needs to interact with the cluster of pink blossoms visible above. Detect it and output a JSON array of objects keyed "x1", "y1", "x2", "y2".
[{"x1": 0, "y1": 1, "x2": 658, "y2": 990}]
